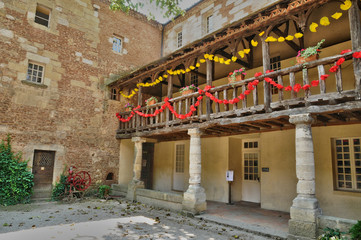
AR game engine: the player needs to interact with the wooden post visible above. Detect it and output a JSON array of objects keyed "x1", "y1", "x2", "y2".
[
  {"x1": 136, "y1": 85, "x2": 142, "y2": 132},
  {"x1": 261, "y1": 36, "x2": 271, "y2": 112},
  {"x1": 166, "y1": 75, "x2": 173, "y2": 127},
  {"x1": 349, "y1": 0, "x2": 361, "y2": 98},
  {"x1": 206, "y1": 59, "x2": 213, "y2": 120},
  {"x1": 302, "y1": 68, "x2": 310, "y2": 98},
  {"x1": 317, "y1": 65, "x2": 326, "y2": 94}
]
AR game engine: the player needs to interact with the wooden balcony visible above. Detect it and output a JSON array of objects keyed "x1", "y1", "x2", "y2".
[{"x1": 116, "y1": 51, "x2": 361, "y2": 141}]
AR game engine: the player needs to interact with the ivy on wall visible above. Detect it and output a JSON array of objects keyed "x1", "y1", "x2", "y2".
[{"x1": 0, "y1": 135, "x2": 34, "y2": 206}]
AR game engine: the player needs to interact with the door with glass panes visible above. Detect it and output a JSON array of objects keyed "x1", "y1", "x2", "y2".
[{"x1": 242, "y1": 140, "x2": 261, "y2": 203}]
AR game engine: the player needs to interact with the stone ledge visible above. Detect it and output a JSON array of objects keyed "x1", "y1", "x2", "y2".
[
  {"x1": 136, "y1": 188, "x2": 183, "y2": 203},
  {"x1": 21, "y1": 80, "x2": 48, "y2": 89},
  {"x1": 318, "y1": 215, "x2": 357, "y2": 233}
]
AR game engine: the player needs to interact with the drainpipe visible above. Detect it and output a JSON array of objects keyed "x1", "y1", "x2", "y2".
[{"x1": 160, "y1": 24, "x2": 165, "y2": 57}]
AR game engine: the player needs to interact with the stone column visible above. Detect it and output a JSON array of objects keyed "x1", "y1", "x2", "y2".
[
  {"x1": 182, "y1": 128, "x2": 207, "y2": 215},
  {"x1": 288, "y1": 114, "x2": 321, "y2": 240},
  {"x1": 127, "y1": 137, "x2": 146, "y2": 201}
]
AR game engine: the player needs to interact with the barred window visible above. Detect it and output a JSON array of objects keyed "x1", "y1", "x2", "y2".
[
  {"x1": 35, "y1": 4, "x2": 50, "y2": 27},
  {"x1": 191, "y1": 73, "x2": 198, "y2": 87},
  {"x1": 177, "y1": 31, "x2": 182, "y2": 48},
  {"x1": 333, "y1": 137, "x2": 361, "y2": 192},
  {"x1": 26, "y1": 62, "x2": 44, "y2": 84},
  {"x1": 110, "y1": 88, "x2": 118, "y2": 100},
  {"x1": 243, "y1": 140, "x2": 259, "y2": 181},
  {"x1": 175, "y1": 144, "x2": 185, "y2": 173}
]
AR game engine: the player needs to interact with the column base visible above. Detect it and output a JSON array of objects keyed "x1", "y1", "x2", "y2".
[
  {"x1": 182, "y1": 185, "x2": 207, "y2": 215},
  {"x1": 288, "y1": 196, "x2": 321, "y2": 239},
  {"x1": 126, "y1": 180, "x2": 144, "y2": 202}
]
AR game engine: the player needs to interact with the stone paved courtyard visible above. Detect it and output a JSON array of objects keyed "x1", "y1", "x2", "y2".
[{"x1": 0, "y1": 198, "x2": 277, "y2": 240}]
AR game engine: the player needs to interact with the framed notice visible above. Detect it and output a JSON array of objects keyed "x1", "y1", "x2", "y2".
[{"x1": 226, "y1": 170, "x2": 234, "y2": 181}]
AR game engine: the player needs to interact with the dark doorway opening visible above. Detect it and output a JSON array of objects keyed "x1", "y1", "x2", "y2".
[
  {"x1": 141, "y1": 143, "x2": 154, "y2": 189},
  {"x1": 32, "y1": 150, "x2": 55, "y2": 199}
]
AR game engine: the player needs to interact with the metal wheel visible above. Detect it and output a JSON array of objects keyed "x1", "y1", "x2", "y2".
[{"x1": 73, "y1": 171, "x2": 91, "y2": 191}]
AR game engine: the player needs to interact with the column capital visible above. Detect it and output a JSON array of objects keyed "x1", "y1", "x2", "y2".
[
  {"x1": 289, "y1": 113, "x2": 315, "y2": 125},
  {"x1": 188, "y1": 128, "x2": 203, "y2": 137},
  {"x1": 132, "y1": 137, "x2": 146, "y2": 143}
]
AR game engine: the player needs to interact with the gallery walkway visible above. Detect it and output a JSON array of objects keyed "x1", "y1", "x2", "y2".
[{"x1": 197, "y1": 201, "x2": 290, "y2": 239}]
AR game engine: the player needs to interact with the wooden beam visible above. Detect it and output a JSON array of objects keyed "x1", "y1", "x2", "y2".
[
  {"x1": 206, "y1": 59, "x2": 213, "y2": 121},
  {"x1": 349, "y1": 0, "x2": 361, "y2": 98},
  {"x1": 326, "y1": 113, "x2": 347, "y2": 122},
  {"x1": 217, "y1": 50, "x2": 250, "y2": 68},
  {"x1": 161, "y1": 81, "x2": 181, "y2": 89},
  {"x1": 190, "y1": 70, "x2": 206, "y2": 79},
  {"x1": 261, "y1": 36, "x2": 272, "y2": 112}
]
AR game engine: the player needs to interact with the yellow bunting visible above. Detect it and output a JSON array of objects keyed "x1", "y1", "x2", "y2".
[
  {"x1": 200, "y1": 59, "x2": 206, "y2": 63},
  {"x1": 219, "y1": 58, "x2": 225, "y2": 64},
  {"x1": 309, "y1": 22, "x2": 318, "y2": 32},
  {"x1": 225, "y1": 59, "x2": 231, "y2": 65},
  {"x1": 158, "y1": 76, "x2": 163, "y2": 81},
  {"x1": 190, "y1": 66, "x2": 195, "y2": 70},
  {"x1": 181, "y1": 70, "x2": 185, "y2": 74},
  {"x1": 177, "y1": 70, "x2": 181, "y2": 75},
  {"x1": 243, "y1": 49, "x2": 250, "y2": 54},
  {"x1": 278, "y1": 37, "x2": 285, "y2": 42},
  {"x1": 265, "y1": 36, "x2": 277, "y2": 42},
  {"x1": 163, "y1": 74, "x2": 168, "y2": 78},
  {"x1": 186, "y1": 68, "x2": 190, "y2": 73},
  {"x1": 196, "y1": 63, "x2": 200, "y2": 67},
  {"x1": 204, "y1": 54, "x2": 209, "y2": 59},
  {"x1": 285, "y1": 35, "x2": 294, "y2": 41},
  {"x1": 214, "y1": 56, "x2": 219, "y2": 62},
  {"x1": 231, "y1": 56, "x2": 237, "y2": 62},
  {"x1": 209, "y1": 55, "x2": 214, "y2": 60},
  {"x1": 251, "y1": 39, "x2": 258, "y2": 47},
  {"x1": 320, "y1": 17, "x2": 330, "y2": 26},
  {"x1": 294, "y1": 32, "x2": 303, "y2": 38},
  {"x1": 332, "y1": 12, "x2": 342, "y2": 20},
  {"x1": 340, "y1": 0, "x2": 352, "y2": 11},
  {"x1": 238, "y1": 51, "x2": 245, "y2": 58},
  {"x1": 259, "y1": 31, "x2": 265, "y2": 36},
  {"x1": 135, "y1": 88, "x2": 138, "y2": 92}
]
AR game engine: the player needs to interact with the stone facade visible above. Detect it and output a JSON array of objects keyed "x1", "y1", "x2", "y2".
[{"x1": 0, "y1": 0, "x2": 161, "y2": 186}]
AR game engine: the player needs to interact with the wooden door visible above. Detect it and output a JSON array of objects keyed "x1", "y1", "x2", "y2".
[
  {"x1": 141, "y1": 143, "x2": 154, "y2": 189},
  {"x1": 173, "y1": 143, "x2": 185, "y2": 191},
  {"x1": 32, "y1": 150, "x2": 55, "y2": 198},
  {"x1": 241, "y1": 140, "x2": 261, "y2": 203}
]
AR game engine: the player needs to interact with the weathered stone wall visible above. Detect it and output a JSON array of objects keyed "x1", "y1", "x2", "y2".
[
  {"x1": 162, "y1": 0, "x2": 281, "y2": 56},
  {"x1": 0, "y1": 0, "x2": 161, "y2": 185}
]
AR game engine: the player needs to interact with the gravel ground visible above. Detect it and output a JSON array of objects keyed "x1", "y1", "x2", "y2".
[{"x1": 0, "y1": 198, "x2": 272, "y2": 240}]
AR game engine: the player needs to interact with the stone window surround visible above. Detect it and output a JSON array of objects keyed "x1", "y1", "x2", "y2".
[
  {"x1": 112, "y1": 35, "x2": 123, "y2": 54},
  {"x1": 35, "y1": 4, "x2": 51, "y2": 28},
  {"x1": 177, "y1": 31, "x2": 183, "y2": 48},
  {"x1": 26, "y1": 61, "x2": 45, "y2": 85}
]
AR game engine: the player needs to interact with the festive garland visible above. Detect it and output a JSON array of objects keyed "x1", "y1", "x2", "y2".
[
  {"x1": 119, "y1": 0, "x2": 352, "y2": 99},
  {"x1": 116, "y1": 50, "x2": 361, "y2": 122}
]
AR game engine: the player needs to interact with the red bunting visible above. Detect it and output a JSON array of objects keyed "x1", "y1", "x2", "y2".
[
  {"x1": 329, "y1": 65, "x2": 339, "y2": 72},
  {"x1": 353, "y1": 51, "x2": 361, "y2": 58},
  {"x1": 340, "y1": 49, "x2": 351, "y2": 55},
  {"x1": 293, "y1": 84, "x2": 302, "y2": 93},
  {"x1": 320, "y1": 74, "x2": 329, "y2": 80},
  {"x1": 336, "y1": 57, "x2": 345, "y2": 66},
  {"x1": 284, "y1": 86, "x2": 292, "y2": 91},
  {"x1": 254, "y1": 72, "x2": 262, "y2": 77},
  {"x1": 311, "y1": 80, "x2": 319, "y2": 87}
]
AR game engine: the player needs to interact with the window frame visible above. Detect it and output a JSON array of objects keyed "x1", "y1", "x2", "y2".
[
  {"x1": 270, "y1": 56, "x2": 281, "y2": 95},
  {"x1": 206, "y1": 14, "x2": 213, "y2": 34},
  {"x1": 112, "y1": 36, "x2": 123, "y2": 54},
  {"x1": 332, "y1": 137, "x2": 361, "y2": 193},
  {"x1": 34, "y1": 4, "x2": 51, "y2": 27},
  {"x1": 177, "y1": 31, "x2": 183, "y2": 48},
  {"x1": 110, "y1": 87, "x2": 119, "y2": 101},
  {"x1": 190, "y1": 73, "x2": 198, "y2": 87},
  {"x1": 175, "y1": 143, "x2": 185, "y2": 174},
  {"x1": 242, "y1": 139, "x2": 260, "y2": 182},
  {"x1": 26, "y1": 61, "x2": 45, "y2": 84}
]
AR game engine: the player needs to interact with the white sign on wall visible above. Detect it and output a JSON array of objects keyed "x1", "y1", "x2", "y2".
[{"x1": 226, "y1": 170, "x2": 234, "y2": 182}]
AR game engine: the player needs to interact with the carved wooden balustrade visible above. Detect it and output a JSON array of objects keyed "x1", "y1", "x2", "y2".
[{"x1": 116, "y1": 51, "x2": 360, "y2": 138}]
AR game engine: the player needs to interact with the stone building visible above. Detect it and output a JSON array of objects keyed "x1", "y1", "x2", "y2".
[
  {"x1": 110, "y1": 0, "x2": 361, "y2": 239},
  {"x1": 0, "y1": 0, "x2": 162, "y2": 197}
]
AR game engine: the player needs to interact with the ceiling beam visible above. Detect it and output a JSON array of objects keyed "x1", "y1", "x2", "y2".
[{"x1": 272, "y1": 27, "x2": 300, "y2": 52}]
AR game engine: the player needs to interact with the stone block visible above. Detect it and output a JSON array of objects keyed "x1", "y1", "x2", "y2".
[
  {"x1": 0, "y1": 28, "x2": 14, "y2": 38},
  {"x1": 182, "y1": 185, "x2": 207, "y2": 214},
  {"x1": 289, "y1": 219, "x2": 318, "y2": 239},
  {"x1": 126, "y1": 180, "x2": 144, "y2": 201}
]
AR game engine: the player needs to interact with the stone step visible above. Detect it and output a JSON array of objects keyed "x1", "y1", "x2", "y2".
[{"x1": 111, "y1": 184, "x2": 128, "y2": 197}]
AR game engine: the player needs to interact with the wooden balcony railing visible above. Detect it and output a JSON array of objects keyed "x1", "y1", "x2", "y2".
[{"x1": 116, "y1": 51, "x2": 360, "y2": 138}]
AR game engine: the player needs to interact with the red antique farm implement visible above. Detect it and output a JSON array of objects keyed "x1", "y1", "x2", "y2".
[{"x1": 63, "y1": 166, "x2": 91, "y2": 201}]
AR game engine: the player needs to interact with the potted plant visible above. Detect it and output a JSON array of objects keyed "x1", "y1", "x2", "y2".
[
  {"x1": 145, "y1": 96, "x2": 158, "y2": 106},
  {"x1": 296, "y1": 39, "x2": 325, "y2": 64},
  {"x1": 228, "y1": 68, "x2": 246, "y2": 84},
  {"x1": 124, "y1": 103, "x2": 134, "y2": 112},
  {"x1": 180, "y1": 84, "x2": 198, "y2": 96}
]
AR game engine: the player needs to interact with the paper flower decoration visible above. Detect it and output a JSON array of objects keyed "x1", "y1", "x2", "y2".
[
  {"x1": 231, "y1": 56, "x2": 237, "y2": 62},
  {"x1": 265, "y1": 36, "x2": 277, "y2": 42},
  {"x1": 332, "y1": 12, "x2": 342, "y2": 20},
  {"x1": 309, "y1": 22, "x2": 318, "y2": 32},
  {"x1": 238, "y1": 51, "x2": 245, "y2": 58},
  {"x1": 243, "y1": 49, "x2": 250, "y2": 54},
  {"x1": 320, "y1": 17, "x2": 330, "y2": 26},
  {"x1": 259, "y1": 31, "x2": 265, "y2": 36},
  {"x1": 294, "y1": 33, "x2": 304, "y2": 38},
  {"x1": 278, "y1": 37, "x2": 285, "y2": 42},
  {"x1": 285, "y1": 35, "x2": 294, "y2": 41},
  {"x1": 340, "y1": 0, "x2": 352, "y2": 11},
  {"x1": 251, "y1": 39, "x2": 258, "y2": 47}
]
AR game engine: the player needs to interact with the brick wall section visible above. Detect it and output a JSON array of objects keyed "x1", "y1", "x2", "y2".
[
  {"x1": 0, "y1": 0, "x2": 161, "y2": 184},
  {"x1": 162, "y1": 0, "x2": 280, "y2": 56}
]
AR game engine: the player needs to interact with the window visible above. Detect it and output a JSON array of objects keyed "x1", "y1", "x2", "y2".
[
  {"x1": 270, "y1": 56, "x2": 281, "y2": 95},
  {"x1": 35, "y1": 4, "x2": 50, "y2": 27},
  {"x1": 110, "y1": 88, "x2": 118, "y2": 100},
  {"x1": 175, "y1": 144, "x2": 185, "y2": 173},
  {"x1": 191, "y1": 73, "x2": 198, "y2": 87},
  {"x1": 243, "y1": 140, "x2": 259, "y2": 181},
  {"x1": 333, "y1": 137, "x2": 361, "y2": 192},
  {"x1": 112, "y1": 36, "x2": 122, "y2": 53},
  {"x1": 26, "y1": 62, "x2": 44, "y2": 84},
  {"x1": 177, "y1": 31, "x2": 182, "y2": 48},
  {"x1": 206, "y1": 15, "x2": 213, "y2": 33}
]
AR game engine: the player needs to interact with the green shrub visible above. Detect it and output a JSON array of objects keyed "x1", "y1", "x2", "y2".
[
  {"x1": 98, "y1": 185, "x2": 111, "y2": 199},
  {"x1": 0, "y1": 135, "x2": 34, "y2": 206},
  {"x1": 350, "y1": 221, "x2": 361, "y2": 240},
  {"x1": 318, "y1": 227, "x2": 346, "y2": 240},
  {"x1": 51, "y1": 173, "x2": 69, "y2": 201}
]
